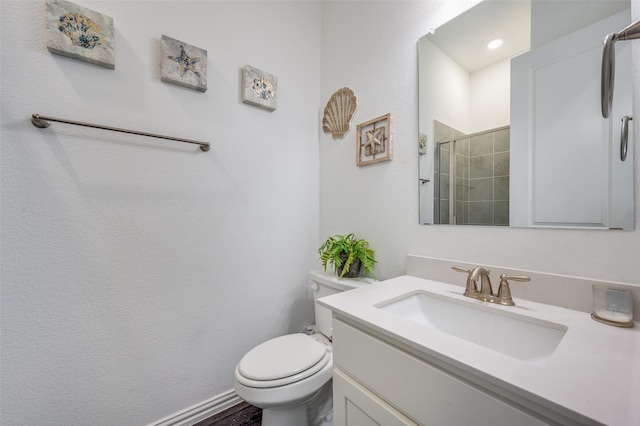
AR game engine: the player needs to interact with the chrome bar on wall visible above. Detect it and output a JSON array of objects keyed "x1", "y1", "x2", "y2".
[
  {"x1": 31, "y1": 113, "x2": 211, "y2": 152},
  {"x1": 620, "y1": 115, "x2": 633, "y2": 161},
  {"x1": 601, "y1": 20, "x2": 640, "y2": 118}
]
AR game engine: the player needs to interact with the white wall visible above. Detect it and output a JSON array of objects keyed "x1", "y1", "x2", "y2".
[
  {"x1": 418, "y1": 37, "x2": 470, "y2": 225},
  {"x1": 418, "y1": 49, "x2": 510, "y2": 137},
  {"x1": 418, "y1": 39, "x2": 471, "y2": 137},
  {"x1": 1, "y1": 1, "x2": 320, "y2": 425},
  {"x1": 320, "y1": 1, "x2": 640, "y2": 285},
  {"x1": 469, "y1": 58, "x2": 511, "y2": 132}
]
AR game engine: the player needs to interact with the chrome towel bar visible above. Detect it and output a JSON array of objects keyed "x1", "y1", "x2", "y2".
[
  {"x1": 601, "y1": 19, "x2": 640, "y2": 118},
  {"x1": 31, "y1": 113, "x2": 210, "y2": 152},
  {"x1": 620, "y1": 115, "x2": 632, "y2": 161}
]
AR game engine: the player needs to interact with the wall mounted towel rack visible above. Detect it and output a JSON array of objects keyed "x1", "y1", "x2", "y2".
[
  {"x1": 601, "y1": 19, "x2": 640, "y2": 118},
  {"x1": 31, "y1": 113, "x2": 210, "y2": 152}
]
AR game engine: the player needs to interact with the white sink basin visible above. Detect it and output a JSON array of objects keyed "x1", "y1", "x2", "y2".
[{"x1": 376, "y1": 291, "x2": 567, "y2": 363}]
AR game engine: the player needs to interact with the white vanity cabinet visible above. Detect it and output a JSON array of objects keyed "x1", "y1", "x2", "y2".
[
  {"x1": 333, "y1": 369, "x2": 417, "y2": 426},
  {"x1": 331, "y1": 318, "x2": 554, "y2": 426},
  {"x1": 321, "y1": 271, "x2": 640, "y2": 425}
]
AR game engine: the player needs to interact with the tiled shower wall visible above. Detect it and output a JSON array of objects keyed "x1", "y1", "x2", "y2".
[
  {"x1": 435, "y1": 121, "x2": 510, "y2": 225},
  {"x1": 457, "y1": 128, "x2": 510, "y2": 225}
]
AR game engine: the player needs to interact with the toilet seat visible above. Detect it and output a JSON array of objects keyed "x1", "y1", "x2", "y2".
[{"x1": 236, "y1": 334, "x2": 330, "y2": 388}]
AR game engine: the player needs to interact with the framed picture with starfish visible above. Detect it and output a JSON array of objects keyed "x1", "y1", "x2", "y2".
[
  {"x1": 160, "y1": 35, "x2": 207, "y2": 92},
  {"x1": 356, "y1": 113, "x2": 392, "y2": 166}
]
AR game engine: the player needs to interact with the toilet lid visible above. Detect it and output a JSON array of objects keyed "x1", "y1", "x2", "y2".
[{"x1": 238, "y1": 334, "x2": 327, "y2": 381}]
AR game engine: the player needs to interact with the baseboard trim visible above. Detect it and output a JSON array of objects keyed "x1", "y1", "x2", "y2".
[{"x1": 151, "y1": 389, "x2": 242, "y2": 426}]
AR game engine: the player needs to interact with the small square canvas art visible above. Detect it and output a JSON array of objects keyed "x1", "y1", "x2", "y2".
[
  {"x1": 242, "y1": 65, "x2": 277, "y2": 111},
  {"x1": 160, "y1": 35, "x2": 207, "y2": 92},
  {"x1": 45, "y1": 0, "x2": 115, "y2": 69}
]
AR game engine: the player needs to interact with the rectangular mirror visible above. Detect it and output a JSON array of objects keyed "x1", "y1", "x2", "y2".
[{"x1": 418, "y1": 0, "x2": 634, "y2": 230}]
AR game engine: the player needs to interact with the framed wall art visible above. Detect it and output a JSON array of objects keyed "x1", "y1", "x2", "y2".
[
  {"x1": 242, "y1": 65, "x2": 277, "y2": 111},
  {"x1": 160, "y1": 35, "x2": 207, "y2": 92},
  {"x1": 45, "y1": 0, "x2": 115, "y2": 69},
  {"x1": 356, "y1": 113, "x2": 393, "y2": 166},
  {"x1": 419, "y1": 133, "x2": 428, "y2": 155}
]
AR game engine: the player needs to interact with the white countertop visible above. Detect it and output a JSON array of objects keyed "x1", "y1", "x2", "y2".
[{"x1": 319, "y1": 275, "x2": 640, "y2": 426}]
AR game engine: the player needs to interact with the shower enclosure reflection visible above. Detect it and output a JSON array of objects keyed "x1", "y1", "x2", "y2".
[{"x1": 434, "y1": 124, "x2": 510, "y2": 226}]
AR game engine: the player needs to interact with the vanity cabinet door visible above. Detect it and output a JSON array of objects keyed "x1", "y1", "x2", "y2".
[
  {"x1": 333, "y1": 318, "x2": 551, "y2": 426},
  {"x1": 333, "y1": 368, "x2": 418, "y2": 426}
]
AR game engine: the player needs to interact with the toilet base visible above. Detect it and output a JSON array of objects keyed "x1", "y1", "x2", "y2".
[
  {"x1": 246, "y1": 379, "x2": 333, "y2": 426},
  {"x1": 308, "y1": 379, "x2": 333, "y2": 426},
  {"x1": 262, "y1": 405, "x2": 307, "y2": 426}
]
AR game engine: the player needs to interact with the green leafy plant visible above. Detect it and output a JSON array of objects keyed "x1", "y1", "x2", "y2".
[{"x1": 318, "y1": 233, "x2": 376, "y2": 278}]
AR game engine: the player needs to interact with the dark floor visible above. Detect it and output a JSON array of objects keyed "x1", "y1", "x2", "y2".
[{"x1": 194, "y1": 401, "x2": 262, "y2": 426}]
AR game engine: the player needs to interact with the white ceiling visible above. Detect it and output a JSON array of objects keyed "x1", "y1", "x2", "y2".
[
  {"x1": 425, "y1": 0, "x2": 531, "y2": 73},
  {"x1": 425, "y1": 0, "x2": 630, "y2": 74}
]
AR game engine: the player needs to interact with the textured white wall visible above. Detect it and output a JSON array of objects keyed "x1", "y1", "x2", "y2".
[
  {"x1": 320, "y1": 1, "x2": 640, "y2": 285},
  {"x1": 1, "y1": 1, "x2": 320, "y2": 424}
]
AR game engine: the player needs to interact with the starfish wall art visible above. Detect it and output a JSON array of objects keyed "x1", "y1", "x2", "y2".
[
  {"x1": 356, "y1": 113, "x2": 393, "y2": 166},
  {"x1": 160, "y1": 35, "x2": 207, "y2": 92}
]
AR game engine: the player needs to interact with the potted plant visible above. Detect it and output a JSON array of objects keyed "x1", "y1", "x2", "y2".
[{"x1": 318, "y1": 233, "x2": 376, "y2": 278}]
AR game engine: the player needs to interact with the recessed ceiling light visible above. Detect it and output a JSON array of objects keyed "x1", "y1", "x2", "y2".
[{"x1": 487, "y1": 38, "x2": 503, "y2": 50}]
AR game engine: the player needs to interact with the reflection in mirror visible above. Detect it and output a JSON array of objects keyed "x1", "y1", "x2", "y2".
[
  {"x1": 434, "y1": 124, "x2": 510, "y2": 225},
  {"x1": 418, "y1": 0, "x2": 634, "y2": 229}
]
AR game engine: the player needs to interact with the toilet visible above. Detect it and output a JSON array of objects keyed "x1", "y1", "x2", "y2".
[{"x1": 234, "y1": 270, "x2": 373, "y2": 426}]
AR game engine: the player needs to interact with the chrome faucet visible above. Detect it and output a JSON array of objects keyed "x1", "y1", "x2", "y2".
[
  {"x1": 472, "y1": 266, "x2": 495, "y2": 302},
  {"x1": 452, "y1": 266, "x2": 495, "y2": 301},
  {"x1": 452, "y1": 266, "x2": 530, "y2": 306}
]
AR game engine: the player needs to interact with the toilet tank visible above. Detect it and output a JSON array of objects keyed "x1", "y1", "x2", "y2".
[{"x1": 309, "y1": 270, "x2": 374, "y2": 339}]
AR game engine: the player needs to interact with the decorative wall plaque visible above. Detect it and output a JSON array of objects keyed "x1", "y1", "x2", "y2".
[
  {"x1": 242, "y1": 65, "x2": 277, "y2": 111},
  {"x1": 160, "y1": 35, "x2": 207, "y2": 92},
  {"x1": 356, "y1": 113, "x2": 393, "y2": 166},
  {"x1": 45, "y1": 0, "x2": 115, "y2": 69}
]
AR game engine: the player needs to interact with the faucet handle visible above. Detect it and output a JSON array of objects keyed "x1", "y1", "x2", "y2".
[
  {"x1": 451, "y1": 265, "x2": 471, "y2": 273},
  {"x1": 496, "y1": 274, "x2": 531, "y2": 306}
]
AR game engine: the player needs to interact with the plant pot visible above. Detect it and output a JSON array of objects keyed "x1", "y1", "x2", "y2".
[{"x1": 338, "y1": 252, "x2": 362, "y2": 278}]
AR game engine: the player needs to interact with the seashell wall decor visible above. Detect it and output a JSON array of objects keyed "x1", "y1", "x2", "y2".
[
  {"x1": 45, "y1": 0, "x2": 115, "y2": 69},
  {"x1": 322, "y1": 87, "x2": 358, "y2": 140},
  {"x1": 242, "y1": 65, "x2": 278, "y2": 111}
]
